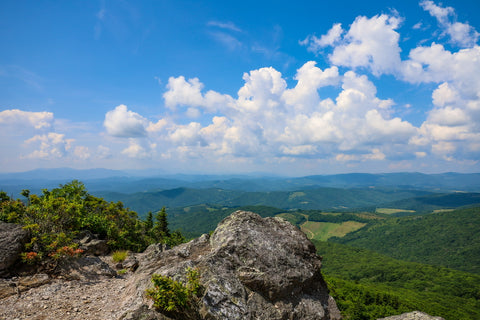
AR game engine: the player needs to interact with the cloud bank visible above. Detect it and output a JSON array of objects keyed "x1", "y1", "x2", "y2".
[{"x1": 2, "y1": 1, "x2": 479, "y2": 173}]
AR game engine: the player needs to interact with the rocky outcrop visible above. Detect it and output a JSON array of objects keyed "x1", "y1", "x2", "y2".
[
  {"x1": 120, "y1": 210, "x2": 342, "y2": 320},
  {"x1": 378, "y1": 311, "x2": 445, "y2": 320},
  {"x1": 0, "y1": 222, "x2": 30, "y2": 277},
  {"x1": 77, "y1": 231, "x2": 109, "y2": 256}
]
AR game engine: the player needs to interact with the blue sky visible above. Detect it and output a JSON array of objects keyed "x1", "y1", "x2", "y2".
[{"x1": 1, "y1": 0, "x2": 480, "y2": 175}]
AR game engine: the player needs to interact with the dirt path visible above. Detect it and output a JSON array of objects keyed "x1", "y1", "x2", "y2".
[{"x1": 0, "y1": 258, "x2": 135, "y2": 320}]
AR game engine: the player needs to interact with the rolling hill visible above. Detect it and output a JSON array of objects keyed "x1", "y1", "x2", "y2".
[
  {"x1": 97, "y1": 187, "x2": 432, "y2": 216},
  {"x1": 329, "y1": 206, "x2": 480, "y2": 274}
]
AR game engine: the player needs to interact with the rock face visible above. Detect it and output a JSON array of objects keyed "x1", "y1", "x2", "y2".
[
  {"x1": 378, "y1": 311, "x2": 445, "y2": 320},
  {"x1": 77, "y1": 231, "x2": 110, "y2": 256},
  {"x1": 0, "y1": 222, "x2": 30, "y2": 277},
  {"x1": 120, "y1": 210, "x2": 342, "y2": 320}
]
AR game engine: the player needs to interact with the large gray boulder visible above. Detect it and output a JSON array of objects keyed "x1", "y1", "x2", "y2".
[
  {"x1": 0, "y1": 222, "x2": 29, "y2": 277},
  {"x1": 378, "y1": 311, "x2": 445, "y2": 320},
  {"x1": 119, "y1": 210, "x2": 342, "y2": 320}
]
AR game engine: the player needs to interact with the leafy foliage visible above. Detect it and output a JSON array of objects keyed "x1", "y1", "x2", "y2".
[
  {"x1": 0, "y1": 180, "x2": 185, "y2": 266},
  {"x1": 305, "y1": 211, "x2": 370, "y2": 223},
  {"x1": 146, "y1": 267, "x2": 202, "y2": 313}
]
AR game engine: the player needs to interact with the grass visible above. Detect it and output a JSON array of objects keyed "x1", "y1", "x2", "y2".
[
  {"x1": 376, "y1": 208, "x2": 416, "y2": 214},
  {"x1": 433, "y1": 209, "x2": 455, "y2": 213},
  {"x1": 301, "y1": 221, "x2": 366, "y2": 241},
  {"x1": 112, "y1": 250, "x2": 129, "y2": 263}
]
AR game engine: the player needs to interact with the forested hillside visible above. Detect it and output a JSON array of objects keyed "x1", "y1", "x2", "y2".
[
  {"x1": 330, "y1": 207, "x2": 480, "y2": 274},
  {"x1": 315, "y1": 240, "x2": 480, "y2": 320},
  {"x1": 98, "y1": 187, "x2": 431, "y2": 216}
]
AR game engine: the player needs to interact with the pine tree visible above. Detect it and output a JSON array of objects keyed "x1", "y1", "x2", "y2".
[
  {"x1": 145, "y1": 211, "x2": 154, "y2": 231},
  {"x1": 154, "y1": 207, "x2": 170, "y2": 240}
]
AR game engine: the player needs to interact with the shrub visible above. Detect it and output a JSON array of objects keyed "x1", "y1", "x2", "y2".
[
  {"x1": 1, "y1": 180, "x2": 186, "y2": 268},
  {"x1": 112, "y1": 250, "x2": 129, "y2": 263},
  {"x1": 146, "y1": 267, "x2": 201, "y2": 313}
]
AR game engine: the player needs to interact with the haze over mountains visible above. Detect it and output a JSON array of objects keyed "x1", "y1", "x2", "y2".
[
  {"x1": 2, "y1": 168, "x2": 480, "y2": 195},
  {"x1": 2, "y1": 168, "x2": 480, "y2": 217}
]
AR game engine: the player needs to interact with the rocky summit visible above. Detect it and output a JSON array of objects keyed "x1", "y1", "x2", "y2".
[{"x1": 120, "y1": 210, "x2": 342, "y2": 319}]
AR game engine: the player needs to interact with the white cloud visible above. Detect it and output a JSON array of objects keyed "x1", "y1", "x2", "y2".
[
  {"x1": 169, "y1": 122, "x2": 205, "y2": 146},
  {"x1": 104, "y1": 104, "x2": 148, "y2": 138},
  {"x1": 146, "y1": 118, "x2": 168, "y2": 133},
  {"x1": 283, "y1": 62, "x2": 340, "y2": 113},
  {"x1": 163, "y1": 76, "x2": 234, "y2": 113},
  {"x1": 428, "y1": 106, "x2": 469, "y2": 127},
  {"x1": 420, "y1": 0, "x2": 453, "y2": 22},
  {"x1": 420, "y1": 0, "x2": 479, "y2": 47},
  {"x1": 23, "y1": 132, "x2": 73, "y2": 159},
  {"x1": 412, "y1": 22, "x2": 423, "y2": 30},
  {"x1": 301, "y1": 23, "x2": 343, "y2": 53},
  {"x1": 154, "y1": 63, "x2": 421, "y2": 163},
  {"x1": 318, "y1": 14, "x2": 403, "y2": 76},
  {"x1": 207, "y1": 21, "x2": 242, "y2": 33},
  {"x1": 0, "y1": 109, "x2": 53, "y2": 130},
  {"x1": 121, "y1": 139, "x2": 151, "y2": 158},
  {"x1": 73, "y1": 146, "x2": 91, "y2": 160},
  {"x1": 363, "y1": 148, "x2": 386, "y2": 160}
]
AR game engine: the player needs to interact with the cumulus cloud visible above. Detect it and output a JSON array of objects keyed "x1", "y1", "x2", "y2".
[
  {"x1": 163, "y1": 76, "x2": 234, "y2": 113},
  {"x1": 0, "y1": 109, "x2": 53, "y2": 130},
  {"x1": 297, "y1": 0, "x2": 480, "y2": 166},
  {"x1": 301, "y1": 23, "x2": 343, "y2": 53},
  {"x1": 121, "y1": 139, "x2": 151, "y2": 158},
  {"x1": 303, "y1": 15, "x2": 403, "y2": 76},
  {"x1": 23, "y1": 132, "x2": 73, "y2": 159},
  {"x1": 104, "y1": 104, "x2": 149, "y2": 137},
  {"x1": 145, "y1": 62, "x2": 422, "y2": 163},
  {"x1": 0, "y1": 108, "x2": 98, "y2": 170}
]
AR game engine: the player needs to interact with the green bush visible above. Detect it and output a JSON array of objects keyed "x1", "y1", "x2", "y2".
[
  {"x1": 112, "y1": 250, "x2": 129, "y2": 263},
  {"x1": 146, "y1": 267, "x2": 201, "y2": 313},
  {"x1": 0, "y1": 180, "x2": 186, "y2": 267}
]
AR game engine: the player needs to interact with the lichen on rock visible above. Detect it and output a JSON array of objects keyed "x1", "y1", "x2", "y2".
[{"x1": 122, "y1": 210, "x2": 342, "y2": 320}]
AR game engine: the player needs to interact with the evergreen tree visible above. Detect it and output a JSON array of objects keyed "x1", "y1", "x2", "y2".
[
  {"x1": 145, "y1": 211, "x2": 154, "y2": 231},
  {"x1": 155, "y1": 207, "x2": 170, "y2": 240}
]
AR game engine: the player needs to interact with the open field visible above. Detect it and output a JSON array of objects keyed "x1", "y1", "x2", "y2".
[
  {"x1": 376, "y1": 208, "x2": 416, "y2": 214},
  {"x1": 301, "y1": 221, "x2": 366, "y2": 241}
]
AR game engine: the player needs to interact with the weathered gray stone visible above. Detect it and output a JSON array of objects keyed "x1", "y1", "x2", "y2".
[
  {"x1": 0, "y1": 222, "x2": 30, "y2": 276},
  {"x1": 120, "y1": 210, "x2": 342, "y2": 320},
  {"x1": 78, "y1": 231, "x2": 109, "y2": 256},
  {"x1": 56, "y1": 256, "x2": 117, "y2": 280},
  {"x1": 377, "y1": 311, "x2": 445, "y2": 320},
  {"x1": 0, "y1": 273, "x2": 50, "y2": 299}
]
